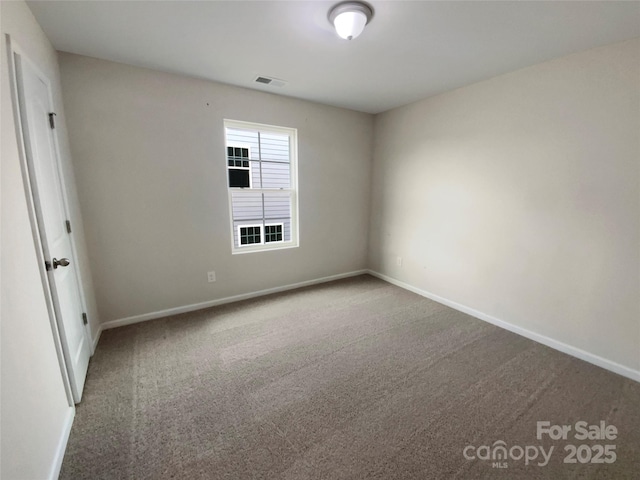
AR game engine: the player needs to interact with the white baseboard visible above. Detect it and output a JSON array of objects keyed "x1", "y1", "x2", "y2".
[
  {"x1": 91, "y1": 325, "x2": 102, "y2": 353},
  {"x1": 368, "y1": 270, "x2": 640, "y2": 383},
  {"x1": 49, "y1": 406, "x2": 75, "y2": 480},
  {"x1": 102, "y1": 270, "x2": 369, "y2": 331}
]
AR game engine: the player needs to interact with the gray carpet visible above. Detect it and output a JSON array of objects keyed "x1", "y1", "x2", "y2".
[{"x1": 61, "y1": 275, "x2": 640, "y2": 479}]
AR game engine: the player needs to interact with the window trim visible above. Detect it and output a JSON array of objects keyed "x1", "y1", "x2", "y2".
[{"x1": 224, "y1": 119, "x2": 299, "y2": 254}]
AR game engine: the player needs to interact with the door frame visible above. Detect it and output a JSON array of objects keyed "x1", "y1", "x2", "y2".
[{"x1": 6, "y1": 34, "x2": 93, "y2": 406}]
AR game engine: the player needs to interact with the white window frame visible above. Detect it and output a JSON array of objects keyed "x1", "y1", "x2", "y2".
[{"x1": 225, "y1": 119, "x2": 299, "y2": 254}]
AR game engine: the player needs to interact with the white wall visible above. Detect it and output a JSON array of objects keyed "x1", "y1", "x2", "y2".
[
  {"x1": 58, "y1": 53, "x2": 373, "y2": 324},
  {"x1": 1, "y1": 1, "x2": 99, "y2": 478},
  {"x1": 369, "y1": 38, "x2": 640, "y2": 375}
]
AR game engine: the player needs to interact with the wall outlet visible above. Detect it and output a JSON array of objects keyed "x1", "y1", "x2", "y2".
[
  {"x1": 396, "y1": 256, "x2": 403, "y2": 267},
  {"x1": 207, "y1": 271, "x2": 216, "y2": 283}
]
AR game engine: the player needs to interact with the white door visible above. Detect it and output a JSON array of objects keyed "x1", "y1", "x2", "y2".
[{"x1": 15, "y1": 54, "x2": 91, "y2": 403}]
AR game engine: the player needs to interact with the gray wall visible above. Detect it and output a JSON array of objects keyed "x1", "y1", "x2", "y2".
[
  {"x1": 369, "y1": 38, "x2": 640, "y2": 373},
  {"x1": 58, "y1": 53, "x2": 373, "y2": 323},
  {"x1": 1, "y1": 1, "x2": 99, "y2": 477}
]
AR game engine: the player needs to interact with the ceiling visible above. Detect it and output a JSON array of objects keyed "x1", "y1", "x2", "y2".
[{"x1": 27, "y1": 0, "x2": 640, "y2": 114}]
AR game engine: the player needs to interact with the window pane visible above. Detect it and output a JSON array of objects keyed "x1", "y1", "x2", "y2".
[
  {"x1": 226, "y1": 130, "x2": 290, "y2": 190},
  {"x1": 239, "y1": 225, "x2": 261, "y2": 246},
  {"x1": 261, "y1": 161, "x2": 290, "y2": 189},
  {"x1": 260, "y1": 133, "x2": 289, "y2": 163},
  {"x1": 265, "y1": 224, "x2": 283, "y2": 243},
  {"x1": 231, "y1": 191, "x2": 262, "y2": 221},
  {"x1": 229, "y1": 169, "x2": 250, "y2": 188},
  {"x1": 264, "y1": 192, "x2": 290, "y2": 220},
  {"x1": 264, "y1": 192, "x2": 291, "y2": 242},
  {"x1": 250, "y1": 161, "x2": 262, "y2": 189},
  {"x1": 226, "y1": 128, "x2": 259, "y2": 158}
]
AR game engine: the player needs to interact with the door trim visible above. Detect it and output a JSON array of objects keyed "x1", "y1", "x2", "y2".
[{"x1": 6, "y1": 34, "x2": 91, "y2": 406}]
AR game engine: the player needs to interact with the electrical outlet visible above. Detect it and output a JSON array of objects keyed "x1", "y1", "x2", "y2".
[
  {"x1": 207, "y1": 271, "x2": 216, "y2": 283},
  {"x1": 397, "y1": 256, "x2": 403, "y2": 267}
]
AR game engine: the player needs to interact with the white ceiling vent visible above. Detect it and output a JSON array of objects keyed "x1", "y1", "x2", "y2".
[{"x1": 254, "y1": 76, "x2": 287, "y2": 88}]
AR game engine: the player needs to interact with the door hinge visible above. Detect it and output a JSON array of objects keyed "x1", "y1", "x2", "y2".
[
  {"x1": 48, "y1": 112, "x2": 56, "y2": 129},
  {"x1": 65, "y1": 220, "x2": 72, "y2": 234},
  {"x1": 82, "y1": 313, "x2": 88, "y2": 325}
]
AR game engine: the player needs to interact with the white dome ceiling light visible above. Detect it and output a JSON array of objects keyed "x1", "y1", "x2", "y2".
[{"x1": 329, "y1": 2, "x2": 374, "y2": 41}]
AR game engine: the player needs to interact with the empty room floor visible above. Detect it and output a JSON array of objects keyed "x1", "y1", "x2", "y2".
[{"x1": 60, "y1": 275, "x2": 640, "y2": 479}]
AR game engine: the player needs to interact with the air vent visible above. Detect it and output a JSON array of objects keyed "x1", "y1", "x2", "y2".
[{"x1": 254, "y1": 76, "x2": 287, "y2": 88}]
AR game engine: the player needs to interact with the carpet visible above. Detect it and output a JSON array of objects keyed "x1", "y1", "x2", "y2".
[{"x1": 60, "y1": 275, "x2": 640, "y2": 479}]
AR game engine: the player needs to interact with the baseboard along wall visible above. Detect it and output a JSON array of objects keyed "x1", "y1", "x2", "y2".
[
  {"x1": 92, "y1": 269, "x2": 639, "y2": 384},
  {"x1": 49, "y1": 407, "x2": 75, "y2": 480},
  {"x1": 100, "y1": 270, "x2": 369, "y2": 332},
  {"x1": 367, "y1": 270, "x2": 640, "y2": 384}
]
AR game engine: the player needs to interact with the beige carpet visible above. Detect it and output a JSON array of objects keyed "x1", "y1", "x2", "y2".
[{"x1": 61, "y1": 275, "x2": 640, "y2": 479}]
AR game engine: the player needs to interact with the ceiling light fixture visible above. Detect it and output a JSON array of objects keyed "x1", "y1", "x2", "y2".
[{"x1": 329, "y1": 2, "x2": 373, "y2": 41}]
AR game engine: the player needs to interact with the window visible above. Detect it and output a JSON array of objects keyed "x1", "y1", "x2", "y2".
[
  {"x1": 225, "y1": 120, "x2": 298, "y2": 253},
  {"x1": 236, "y1": 223, "x2": 283, "y2": 246},
  {"x1": 227, "y1": 145, "x2": 251, "y2": 188},
  {"x1": 238, "y1": 225, "x2": 262, "y2": 245},
  {"x1": 264, "y1": 223, "x2": 283, "y2": 243}
]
